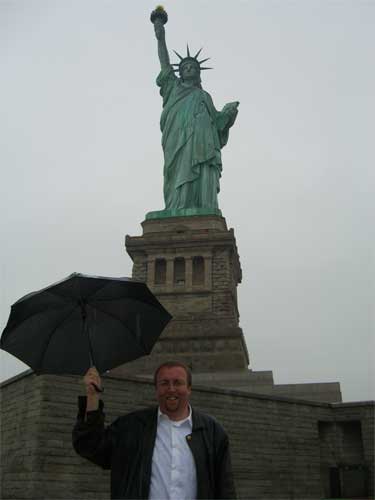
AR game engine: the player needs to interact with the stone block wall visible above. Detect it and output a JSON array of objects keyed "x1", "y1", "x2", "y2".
[
  {"x1": 1, "y1": 375, "x2": 43, "y2": 499},
  {"x1": 212, "y1": 248, "x2": 236, "y2": 317},
  {"x1": 131, "y1": 255, "x2": 147, "y2": 283},
  {"x1": 329, "y1": 402, "x2": 375, "y2": 496},
  {"x1": 1, "y1": 371, "x2": 374, "y2": 499}
]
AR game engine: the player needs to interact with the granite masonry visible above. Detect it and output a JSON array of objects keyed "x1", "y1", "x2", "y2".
[
  {"x1": 1, "y1": 371, "x2": 373, "y2": 499},
  {"x1": 112, "y1": 215, "x2": 342, "y2": 403}
]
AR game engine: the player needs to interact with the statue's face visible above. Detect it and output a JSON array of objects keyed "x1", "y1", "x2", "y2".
[{"x1": 180, "y1": 61, "x2": 200, "y2": 83}]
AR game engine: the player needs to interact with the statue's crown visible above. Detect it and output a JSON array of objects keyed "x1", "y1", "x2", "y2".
[{"x1": 172, "y1": 45, "x2": 212, "y2": 73}]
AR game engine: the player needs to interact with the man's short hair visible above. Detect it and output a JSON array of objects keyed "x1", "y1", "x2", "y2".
[{"x1": 153, "y1": 361, "x2": 192, "y2": 387}]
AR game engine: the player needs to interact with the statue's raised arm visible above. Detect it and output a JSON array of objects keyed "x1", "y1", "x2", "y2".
[
  {"x1": 149, "y1": 7, "x2": 239, "y2": 216},
  {"x1": 151, "y1": 7, "x2": 170, "y2": 69}
]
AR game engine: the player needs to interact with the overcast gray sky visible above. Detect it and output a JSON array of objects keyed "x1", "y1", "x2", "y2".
[{"x1": 1, "y1": 0, "x2": 374, "y2": 402}]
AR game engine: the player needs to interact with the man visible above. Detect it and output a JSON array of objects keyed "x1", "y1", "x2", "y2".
[
  {"x1": 153, "y1": 14, "x2": 239, "y2": 211},
  {"x1": 73, "y1": 361, "x2": 236, "y2": 500}
]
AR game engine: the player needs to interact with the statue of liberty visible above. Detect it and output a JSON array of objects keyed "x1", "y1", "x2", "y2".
[{"x1": 150, "y1": 7, "x2": 239, "y2": 213}]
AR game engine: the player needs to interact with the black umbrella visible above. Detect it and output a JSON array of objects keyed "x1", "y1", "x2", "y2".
[{"x1": 0, "y1": 273, "x2": 172, "y2": 376}]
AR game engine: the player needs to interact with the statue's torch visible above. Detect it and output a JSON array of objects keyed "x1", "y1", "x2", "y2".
[{"x1": 150, "y1": 5, "x2": 168, "y2": 26}]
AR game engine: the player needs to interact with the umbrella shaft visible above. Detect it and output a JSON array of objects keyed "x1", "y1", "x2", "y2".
[{"x1": 82, "y1": 315, "x2": 95, "y2": 368}]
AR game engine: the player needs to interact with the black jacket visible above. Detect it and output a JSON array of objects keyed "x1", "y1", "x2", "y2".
[{"x1": 72, "y1": 397, "x2": 236, "y2": 499}]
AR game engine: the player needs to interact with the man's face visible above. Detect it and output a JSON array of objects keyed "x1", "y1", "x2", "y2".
[
  {"x1": 180, "y1": 61, "x2": 200, "y2": 82},
  {"x1": 155, "y1": 366, "x2": 192, "y2": 421}
]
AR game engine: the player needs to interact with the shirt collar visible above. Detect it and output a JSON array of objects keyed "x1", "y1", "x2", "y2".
[{"x1": 158, "y1": 405, "x2": 193, "y2": 427}]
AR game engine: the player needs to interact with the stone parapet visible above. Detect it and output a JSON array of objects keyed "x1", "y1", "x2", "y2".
[{"x1": 1, "y1": 371, "x2": 373, "y2": 500}]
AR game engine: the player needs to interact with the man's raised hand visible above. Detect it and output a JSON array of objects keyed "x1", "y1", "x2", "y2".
[{"x1": 83, "y1": 367, "x2": 102, "y2": 396}]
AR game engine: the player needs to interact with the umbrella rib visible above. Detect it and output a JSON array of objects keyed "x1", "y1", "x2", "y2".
[
  {"x1": 85, "y1": 281, "x2": 163, "y2": 310},
  {"x1": 38, "y1": 280, "x2": 106, "y2": 304},
  {"x1": 88, "y1": 304, "x2": 148, "y2": 353},
  {"x1": 1, "y1": 301, "x2": 72, "y2": 343},
  {"x1": 89, "y1": 294, "x2": 164, "y2": 311},
  {"x1": 35, "y1": 306, "x2": 78, "y2": 373}
]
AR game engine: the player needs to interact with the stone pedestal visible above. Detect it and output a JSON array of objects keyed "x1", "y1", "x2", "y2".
[
  {"x1": 111, "y1": 215, "x2": 250, "y2": 377},
  {"x1": 110, "y1": 214, "x2": 342, "y2": 403}
]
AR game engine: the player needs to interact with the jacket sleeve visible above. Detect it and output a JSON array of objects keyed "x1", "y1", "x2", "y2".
[
  {"x1": 214, "y1": 430, "x2": 237, "y2": 499},
  {"x1": 72, "y1": 396, "x2": 116, "y2": 470}
]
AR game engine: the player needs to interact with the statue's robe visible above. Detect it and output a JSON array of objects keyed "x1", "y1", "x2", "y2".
[{"x1": 157, "y1": 66, "x2": 234, "y2": 210}]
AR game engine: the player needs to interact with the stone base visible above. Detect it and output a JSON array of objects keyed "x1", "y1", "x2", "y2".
[
  {"x1": 119, "y1": 213, "x2": 343, "y2": 403},
  {"x1": 121, "y1": 214, "x2": 249, "y2": 376},
  {"x1": 145, "y1": 207, "x2": 222, "y2": 220},
  {"x1": 1, "y1": 371, "x2": 372, "y2": 499},
  {"x1": 192, "y1": 371, "x2": 342, "y2": 403}
]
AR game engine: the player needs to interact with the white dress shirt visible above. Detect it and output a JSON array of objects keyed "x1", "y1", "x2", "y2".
[{"x1": 148, "y1": 407, "x2": 197, "y2": 500}]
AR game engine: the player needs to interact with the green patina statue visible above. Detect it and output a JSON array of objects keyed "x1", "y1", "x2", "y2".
[{"x1": 149, "y1": 7, "x2": 239, "y2": 217}]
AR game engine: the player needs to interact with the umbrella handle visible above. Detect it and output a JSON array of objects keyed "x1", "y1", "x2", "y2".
[
  {"x1": 81, "y1": 305, "x2": 104, "y2": 394},
  {"x1": 80, "y1": 307, "x2": 105, "y2": 393}
]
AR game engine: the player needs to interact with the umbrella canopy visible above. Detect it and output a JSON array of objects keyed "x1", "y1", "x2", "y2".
[{"x1": 1, "y1": 273, "x2": 172, "y2": 375}]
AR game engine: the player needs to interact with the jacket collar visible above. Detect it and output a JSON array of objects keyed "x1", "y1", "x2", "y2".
[
  {"x1": 192, "y1": 407, "x2": 207, "y2": 431},
  {"x1": 157, "y1": 405, "x2": 193, "y2": 427}
]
